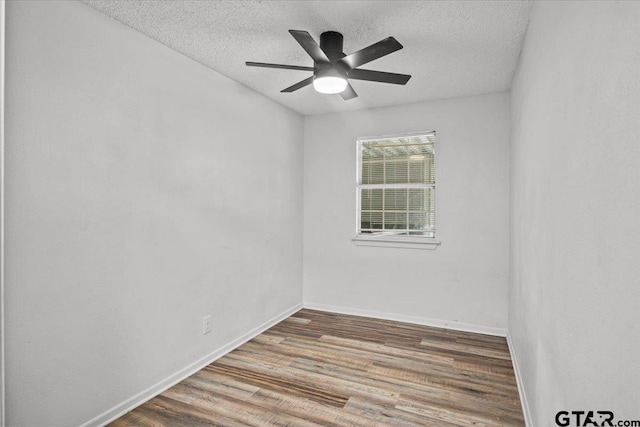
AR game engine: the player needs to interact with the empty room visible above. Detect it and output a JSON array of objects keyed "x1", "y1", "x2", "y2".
[{"x1": 1, "y1": 0, "x2": 639, "y2": 426}]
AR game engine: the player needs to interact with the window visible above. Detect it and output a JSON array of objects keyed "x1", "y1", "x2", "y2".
[{"x1": 355, "y1": 131, "x2": 438, "y2": 248}]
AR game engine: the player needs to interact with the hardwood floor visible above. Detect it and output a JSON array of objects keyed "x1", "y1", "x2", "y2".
[{"x1": 110, "y1": 309, "x2": 524, "y2": 426}]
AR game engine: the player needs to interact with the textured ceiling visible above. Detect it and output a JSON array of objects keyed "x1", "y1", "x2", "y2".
[{"x1": 81, "y1": 0, "x2": 533, "y2": 116}]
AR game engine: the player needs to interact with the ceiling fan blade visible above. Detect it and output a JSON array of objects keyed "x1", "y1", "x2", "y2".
[
  {"x1": 281, "y1": 76, "x2": 314, "y2": 93},
  {"x1": 338, "y1": 37, "x2": 403, "y2": 70},
  {"x1": 348, "y1": 68, "x2": 411, "y2": 85},
  {"x1": 289, "y1": 30, "x2": 330, "y2": 64},
  {"x1": 340, "y1": 83, "x2": 358, "y2": 100},
  {"x1": 246, "y1": 62, "x2": 315, "y2": 72}
]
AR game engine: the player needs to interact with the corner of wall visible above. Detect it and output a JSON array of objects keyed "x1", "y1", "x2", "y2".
[{"x1": 506, "y1": 332, "x2": 533, "y2": 427}]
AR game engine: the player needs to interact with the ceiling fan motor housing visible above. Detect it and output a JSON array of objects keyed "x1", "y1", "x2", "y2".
[
  {"x1": 319, "y1": 31, "x2": 346, "y2": 64},
  {"x1": 317, "y1": 31, "x2": 348, "y2": 83}
]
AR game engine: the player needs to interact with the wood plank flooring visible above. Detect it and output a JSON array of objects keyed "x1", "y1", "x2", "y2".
[{"x1": 110, "y1": 309, "x2": 524, "y2": 426}]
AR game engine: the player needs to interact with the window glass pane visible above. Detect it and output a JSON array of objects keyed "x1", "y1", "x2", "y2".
[
  {"x1": 369, "y1": 211, "x2": 383, "y2": 230},
  {"x1": 384, "y1": 212, "x2": 407, "y2": 230},
  {"x1": 360, "y1": 188, "x2": 435, "y2": 233},
  {"x1": 385, "y1": 159, "x2": 408, "y2": 184},
  {"x1": 384, "y1": 189, "x2": 407, "y2": 211},
  {"x1": 360, "y1": 133, "x2": 434, "y2": 185},
  {"x1": 361, "y1": 189, "x2": 382, "y2": 210},
  {"x1": 408, "y1": 191, "x2": 435, "y2": 230},
  {"x1": 361, "y1": 161, "x2": 384, "y2": 185},
  {"x1": 360, "y1": 210, "x2": 371, "y2": 230},
  {"x1": 408, "y1": 188, "x2": 426, "y2": 211},
  {"x1": 361, "y1": 189, "x2": 370, "y2": 211},
  {"x1": 408, "y1": 212, "x2": 427, "y2": 230}
]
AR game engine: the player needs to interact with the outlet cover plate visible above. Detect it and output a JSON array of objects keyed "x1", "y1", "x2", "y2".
[{"x1": 203, "y1": 315, "x2": 212, "y2": 335}]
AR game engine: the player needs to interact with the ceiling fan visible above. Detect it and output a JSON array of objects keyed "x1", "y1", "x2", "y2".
[{"x1": 246, "y1": 30, "x2": 411, "y2": 100}]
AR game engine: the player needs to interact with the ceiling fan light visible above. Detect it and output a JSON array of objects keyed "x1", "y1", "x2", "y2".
[
  {"x1": 313, "y1": 77, "x2": 348, "y2": 94},
  {"x1": 313, "y1": 68, "x2": 348, "y2": 94}
]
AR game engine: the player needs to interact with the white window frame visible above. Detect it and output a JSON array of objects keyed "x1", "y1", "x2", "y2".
[{"x1": 352, "y1": 131, "x2": 441, "y2": 250}]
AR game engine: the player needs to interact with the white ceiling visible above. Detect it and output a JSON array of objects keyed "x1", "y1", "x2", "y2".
[{"x1": 81, "y1": 0, "x2": 533, "y2": 116}]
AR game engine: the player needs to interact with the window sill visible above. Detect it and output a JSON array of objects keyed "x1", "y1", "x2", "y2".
[{"x1": 352, "y1": 235, "x2": 441, "y2": 250}]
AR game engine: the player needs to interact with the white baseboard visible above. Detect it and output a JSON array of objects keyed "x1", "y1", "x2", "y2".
[
  {"x1": 303, "y1": 302, "x2": 507, "y2": 337},
  {"x1": 506, "y1": 332, "x2": 533, "y2": 427},
  {"x1": 80, "y1": 302, "x2": 303, "y2": 427}
]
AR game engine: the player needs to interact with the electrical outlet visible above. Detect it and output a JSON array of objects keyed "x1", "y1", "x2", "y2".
[{"x1": 203, "y1": 315, "x2": 212, "y2": 335}]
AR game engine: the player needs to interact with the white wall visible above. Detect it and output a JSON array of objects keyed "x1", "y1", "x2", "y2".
[
  {"x1": 303, "y1": 93, "x2": 510, "y2": 332},
  {"x1": 4, "y1": 2, "x2": 303, "y2": 426},
  {"x1": 510, "y1": 2, "x2": 640, "y2": 424}
]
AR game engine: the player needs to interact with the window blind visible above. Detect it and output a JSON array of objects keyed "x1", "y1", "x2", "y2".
[{"x1": 357, "y1": 132, "x2": 435, "y2": 237}]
